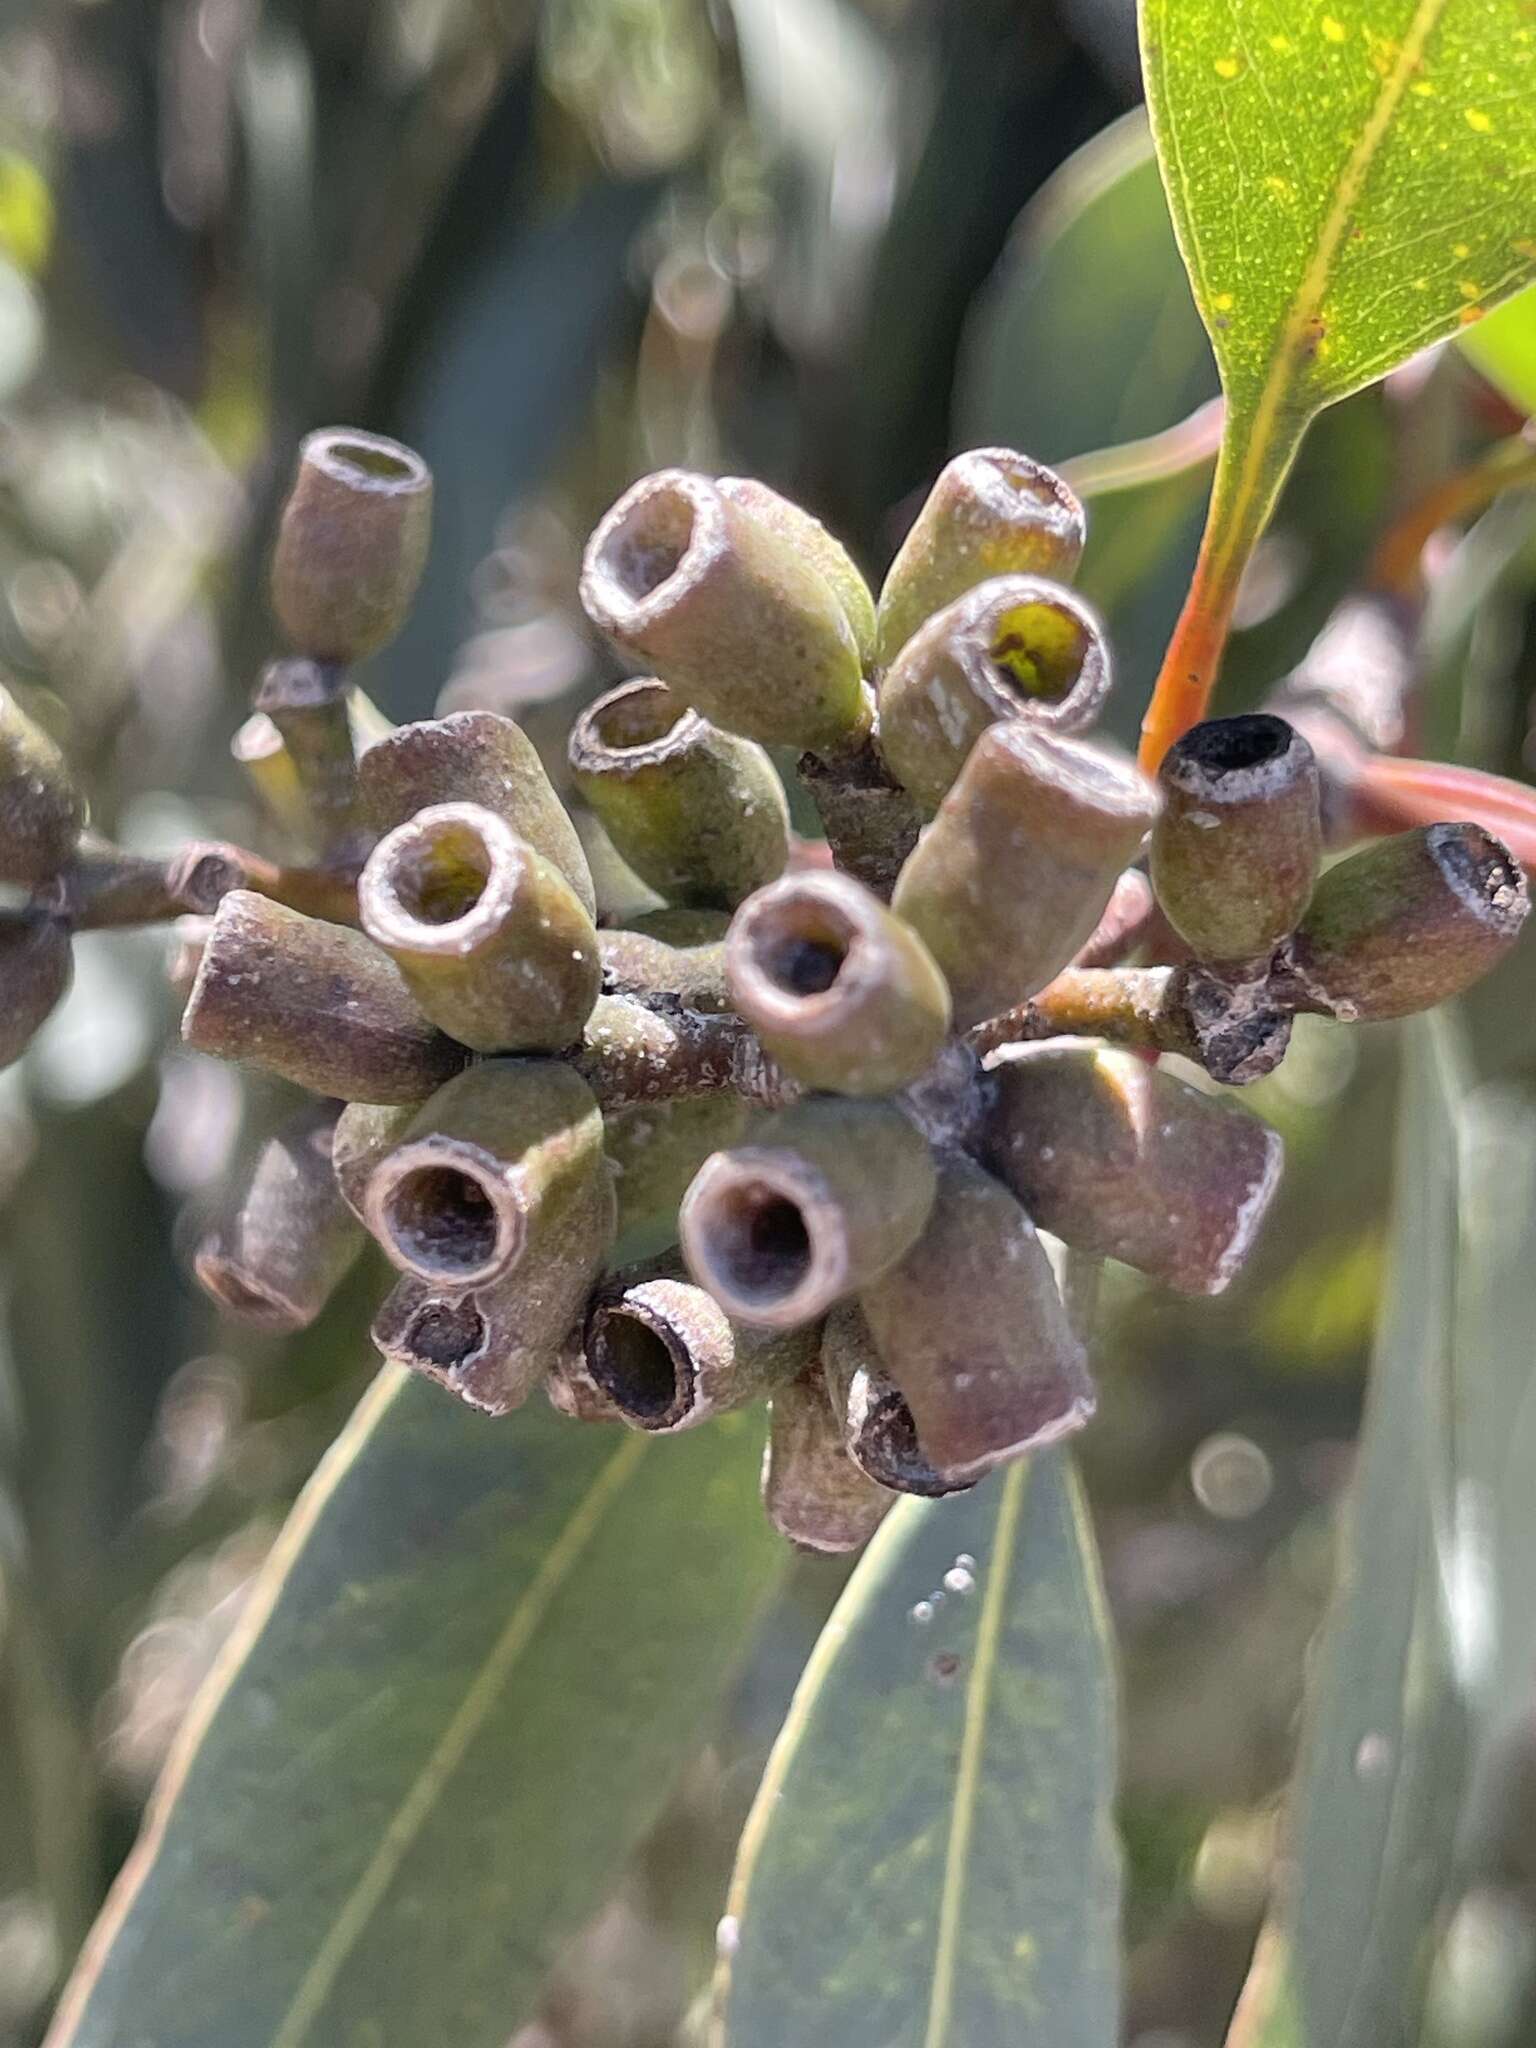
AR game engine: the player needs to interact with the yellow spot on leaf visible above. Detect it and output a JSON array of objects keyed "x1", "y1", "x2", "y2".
[
  {"x1": 1411, "y1": 78, "x2": 1436, "y2": 95},
  {"x1": 1321, "y1": 15, "x2": 1347, "y2": 40},
  {"x1": 1265, "y1": 174, "x2": 1294, "y2": 199},
  {"x1": 1213, "y1": 291, "x2": 1235, "y2": 311},
  {"x1": 1214, "y1": 53, "x2": 1242, "y2": 78},
  {"x1": 1453, "y1": 242, "x2": 1471, "y2": 259},
  {"x1": 1464, "y1": 107, "x2": 1493, "y2": 132},
  {"x1": 1459, "y1": 279, "x2": 1482, "y2": 300},
  {"x1": 1412, "y1": 276, "x2": 1429, "y2": 290},
  {"x1": 1268, "y1": 33, "x2": 1293, "y2": 52},
  {"x1": 1459, "y1": 305, "x2": 1485, "y2": 326}
]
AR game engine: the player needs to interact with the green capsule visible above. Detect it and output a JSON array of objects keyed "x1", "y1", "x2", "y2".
[
  {"x1": 679, "y1": 1097, "x2": 936, "y2": 1330},
  {"x1": 1151, "y1": 715, "x2": 1322, "y2": 963},
  {"x1": 579, "y1": 469, "x2": 867, "y2": 752},
  {"x1": 1281, "y1": 824, "x2": 1529, "y2": 1021},
  {"x1": 858, "y1": 1151, "x2": 1092, "y2": 1484},
  {"x1": 879, "y1": 574, "x2": 1111, "y2": 812},
  {"x1": 984, "y1": 1042, "x2": 1284, "y2": 1297},
  {"x1": 821, "y1": 1302, "x2": 970, "y2": 1497},
  {"x1": 363, "y1": 1058, "x2": 612, "y2": 1291},
  {"x1": 603, "y1": 1092, "x2": 747, "y2": 1237},
  {"x1": 762, "y1": 1366, "x2": 896, "y2": 1552},
  {"x1": 892, "y1": 723, "x2": 1161, "y2": 1028},
  {"x1": 726, "y1": 868, "x2": 950, "y2": 1095},
  {"x1": 0, "y1": 911, "x2": 71, "y2": 1068},
  {"x1": 0, "y1": 682, "x2": 85, "y2": 882},
  {"x1": 271, "y1": 427, "x2": 432, "y2": 662},
  {"x1": 182, "y1": 891, "x2": 465, "y2": 1103},
  {"x1": 876, "y1": 447, "x2": 1085, "y2": 667},
  {"x1": 568, "y1": 677, "x2": 789, "y2": 910},
  {"x1": 718, "y1": 476, "x2": 877, "y2": 669},
  {"x1": 194, "y1": 1100, "x2": 364, "y2": 1331},
  {"x1": 358, "y1": 710, "x2": 595, "y2": 919},
  {"x1": 357, "y1": 801, "x2": 601, "y2": 1054},
  {"x1": 583, "y1": 1252, "x2": 817, "y2": 1433}
]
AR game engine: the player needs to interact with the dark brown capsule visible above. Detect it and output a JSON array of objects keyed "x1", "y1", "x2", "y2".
[
  {"x1": 271, "y1": 427, "x2": 432, "y2": 662},
  {"x1": 821, "y1": 1303, "x2": 971, "y2": 1498},
  {"x1": 762, "y1": 1366, "x2": 896, "y2": 1552}
]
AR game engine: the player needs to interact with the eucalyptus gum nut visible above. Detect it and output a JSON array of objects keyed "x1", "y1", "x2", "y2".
[
  {"x1": 182, "y1": 891, "x2": 466, "y2": 1104},
  {"x1": 603, "y1": 1092, "x2": 747, "y2": 1236},
  {"x1": 717, "y1": 476, "x2": 877, "y2": 668},
  {"x1": 364, "y1": 1058, "x2": 611, "y2": 1290},
  {"x1": 0, "y1": 911, "x2": 71, "y2": 1068},
  {"x1": 1151, "y1": 715, "x2": 1322, "y2": 962},
  {"x1": 271, "y1": 427, "x2": 432, "y2": 662},
  {"x1": 0, "y1": 682, "x2": 85, "y2": 882},
  {"x1": 598, "y1": 926, "x2": 730, "y2": 1013},
  {"x1": 878, "y1": 575, "x2": 1111, "y2": 813},
  {"x1": 875, "y1": 448, "x2": 1086, "y2": 669},
  {"x1": 821, "y1": 1302, "x2": 971, "y2": 1499},
  {"x1": 679, "y1": 1098, "x2": 936, "y2": 1329},
  {"x1": 358, "y1": 711, "x2": 596, "y2": 919},
  {"x1": 332, "y1": 1101, "x2": 414, "y2": 1223},
  {"x1": 725, "y1": 869, "x2": 951, "y2": 1096},
  {"x1": 584, "y1": 1252, "x2": 818, "y2": 1433},
  {"x1": 892, "y1": 724, "x2": 1162, "y2": 1029},
  {"x1": 857, "y1": 1152, "x2": 1093, "y2": 1484},
  {"x1": 983, "y1": 1042, "x2": 1284, "y2": 1297},
  {"x1": 194, "y1": 1101, "x2": 364, "y2": 1331},
  {"x1": 358, "y1": 803, "x2": 601, "y2": 1055},
  {"x1": 762, "y1": 1366, "x2": 895, "y2": 1552},
  {"x1": 1280, "y1": 824, "x2": 1529, "y2": 1022},
  {"x1": 578, "y1": 469, "x2": 867, "y2": 752},
  {"x1": 568, "y1": 678, "x2": 789, "y2": 910}
]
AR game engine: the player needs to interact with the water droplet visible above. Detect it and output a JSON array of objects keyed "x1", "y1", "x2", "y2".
[
  {"x1": 944, "y1": 1566, "x2": 976, "y2": 1596},
  {"x1": 716, "y1": 1914, "x2": 740, "y2": 1958},
  {"x1": 955, "y1": 1553, "x2": 977, "y2": 1572},
  {"x1": 910, "y1": 1600, "x2": 935, "y2": 1626},
  {"x1": 1190, "y1": 1433, "x2": 1273, "y2": 1520}
]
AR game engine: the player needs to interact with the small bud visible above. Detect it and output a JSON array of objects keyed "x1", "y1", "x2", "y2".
[
  {"x1": 604, "y1": 1092, "x2": 747, "y2": 1236},
  {"x1": 821, "y1": 1303, "x2": 970, "y2": 1497},
  {"x1": 271, "y1": 427, "x2": 432, "y2": 662},
  {"x1": 858, "y1": 1152, "x2": 1093, "y2": 1483},
  {"x1": 717, "y1": 476, "x2": 877, "y2": 668},
  {"x1": 762, "y1": 1366, "x2": 895, "y2": 1552},
  {"x1": 584, "y1": 1252, "x2": 818, "y2": 1432},
  {"x1": 876, "y1": 448, "x2": 1085, "y2": 667},
  {"x1": 679, "y1": 1098, "x2": 936, "y2": 1329},
  {"x1": 363, "y1": 1058, "x2": 612, "y2": 1290},
  {"x1": 725, "y1": 869, "x2": 950, "y2": 1095},
  {"x1": 1281, "y1": 824, "x2": 1529, "y2": 1021},
  {"x1": 183, "y1": 891, "x2": 465, "y2": 1103},
  {"x1": 579, "y1": 469, "x2": 867, "y2": 752},
  {"x1": 1151, "y1": 715, "x2": 1322, "y2": 962},
  {"x1": 252, "y1": 658, "x2": 368, "y2": 863},
  {"x1": 357, "y1": 802, "x2": 601, "y2": 1054},
  {"x1": 892, "y1": 724, "x2": 1161, "y2": 1028},
  {"x1": 358, "y1": 710, "x2": 595, "y2": 919},
  {"x1": 0, "y1": 911, "x2": 71, "y2": 1068},
  {"x1": 0, "y1": 681, "x2": 85, "y2": 882},
  {"x1": 984, "y1": 1042, "x2": 1284, "y2": 1296},
  {"x1": 879, "y1": 575, "x2": 1110, "y2": 812},
  {"x1": 331, "y1": 1100, "x2": 414, "y2": 1223},
  {"x1": 568, "y1": 678, "x2": 789, "y2": 909},
  {"x1": 194, "y1": 1101, "x2": 364, "y2": 1330},
  {"x1": 598, "y1": 921, "x2": 730, "y2": 1014}
]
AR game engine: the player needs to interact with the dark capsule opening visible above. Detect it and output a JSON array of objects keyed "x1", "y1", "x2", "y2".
[
  {"x1": 588, "y1": 680, "x2": 688, "y2": 753},
  {"x1": 861, "y1": 1387, "x2": 967, "y2": 1499},
  {"x1": 315, "y1": 432, "x2": 427, "y2": 491},
  {"x1": 605, "y1": 485, "x2": 696, "y2": 602},
  {"x1": 590, "y1": 1309, "x2": 690, "y2": 1425},
  {"x1": 758, "y1": 903, "x2": 853, "y2": 999},
  {"x1": 710, "y1": 1183, "x2": 813, "y2": 1305},
  {"x1": 986, "y1": 598, "x2": 1088, "y2": 704},
  {"x1": 391, "y1": 818, "x2": 492, "y2": 925},
  {"x1": 405, "y1": 1297, "x2": 488, "y2": 1372},
  {"x1": 1429, "y1": 822, "x2": 1529, "y2": 932},
  {"x1": 1175, "y1": 714, "x2": 1295, "y2": 778},
  {"x1": 384, "y1": 1165, "x2": 502, "y2": 1276}
]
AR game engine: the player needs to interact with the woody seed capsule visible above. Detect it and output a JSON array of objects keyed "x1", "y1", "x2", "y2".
[
  {"x1": 726, "y1": 868, "x2": 951, "y2": 1095},
  {"x1": 568, "y1": 678, "x2": 789, "y2": 910},
  {"x1": 821, "y1": 1302, "x2": 970, "y2": 1497},
  {"x1": 876, "y1": 448, "x2": 1085, "y2": 667},
  {"x1": 271, "y1": 427, "x2": 432, "y2": 662},
  {"x1": 762, "y1": 1366, "x2": 896, "y2": 1552},
  {"x1": 579, "y1": 469, "x2": 866, "y2": 752},
  {"x1": 1151, "y1": 715, "x2": 1322, "y2": 962},
  {"x1": 331, "y1": 1101, "x2": 415, "y2": 1224},
  {"x1": 358, "y1": 802, "x2": 601, "y2": 1054},
  {"x1": 717, "y1": 476, "x2": 878, "y2": 668},
  {"x1": 195, "y1": 1100, "x2": 363, "y2": 1330}
]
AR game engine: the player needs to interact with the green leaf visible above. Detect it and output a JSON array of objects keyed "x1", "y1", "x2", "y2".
[
  {"x1": 1459, "y1": 282, "x2": 1536, "y2": 417},
  {"x1": 1228, "y1": 1018, "x2": 1471, "y2": 2048},
  {"x1": 955, "y1": 110, "x2": 1217, "y2": 464},
  {"x1": 1137, "y1": 0, "x2": 1536, "y2": 761},
  {"x1": 46, "y1": 1370, "x2": 784, "y2": 2048},
  {"x1": 715, "y1": 1451, "x2": 1120, "y2": 2048}
]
